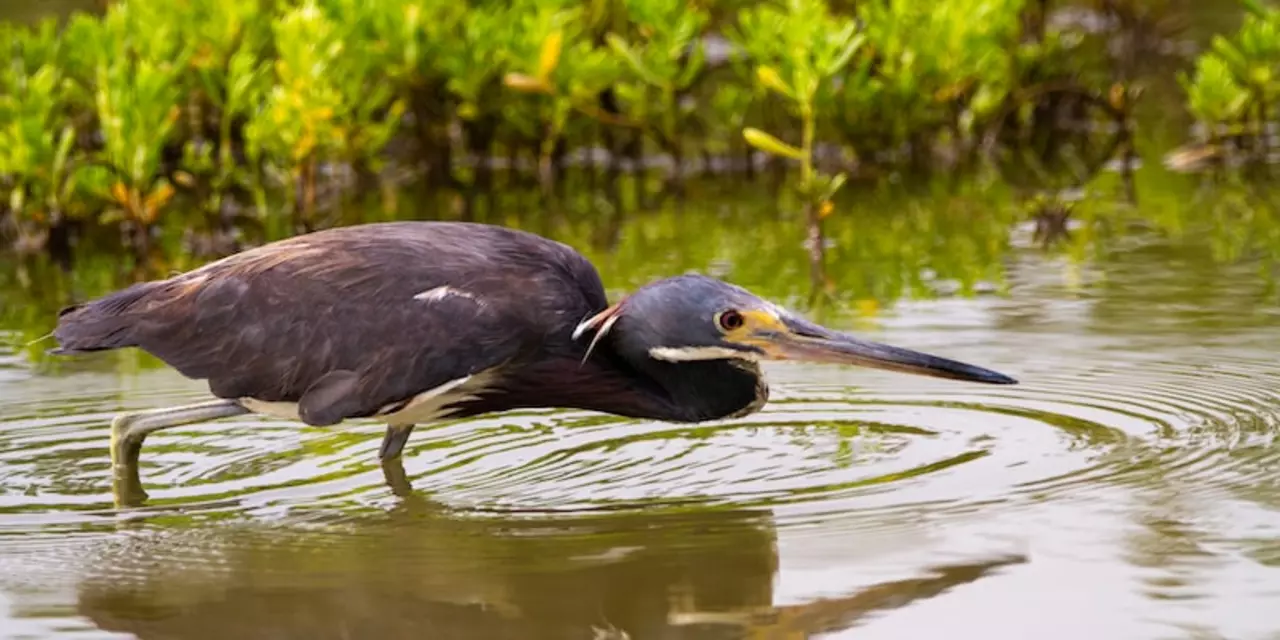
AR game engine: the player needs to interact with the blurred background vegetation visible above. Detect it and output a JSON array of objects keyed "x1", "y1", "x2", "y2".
[{"x1": 0, "y1": 0, "x2": 1276, "y2": 339}]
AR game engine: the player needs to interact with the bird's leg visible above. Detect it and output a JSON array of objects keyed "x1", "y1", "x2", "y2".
[
  {"x1": 110, "y1": 399, "x2": 250, "y2": 508},
  {"x1": 110, "y1": 399, "x2": 250, "y2": 473},
  {"x1": 380, "y1": 456, "x2": 414, "y2": 497},
  {"x1": 379, "y1": 424, "x2": 416, "y2": 497},
  {"x1": 379, "y1": 423, "x2": 416, "y2": 460}
]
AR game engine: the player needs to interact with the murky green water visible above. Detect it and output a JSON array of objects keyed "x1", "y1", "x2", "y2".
[{"x1": 3, "y1": 171, "x2": 1280, "y2": 638}]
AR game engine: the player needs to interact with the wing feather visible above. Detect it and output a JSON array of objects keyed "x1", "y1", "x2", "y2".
[{"x1": 53, "y1": 222, "x2": 609, "y2": 425}]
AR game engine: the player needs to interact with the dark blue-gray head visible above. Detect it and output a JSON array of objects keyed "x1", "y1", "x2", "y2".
[{"x1": 574, "y1": 274, "x2": 1017, "y2": 385}]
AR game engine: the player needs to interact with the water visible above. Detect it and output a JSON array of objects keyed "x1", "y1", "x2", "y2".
[
  {"x1": 3, "y1": 194, "x2": 1280, "y2": 638},
  {"x1": 2, "y1": 1, "x2": 1279, "y2": 637}
]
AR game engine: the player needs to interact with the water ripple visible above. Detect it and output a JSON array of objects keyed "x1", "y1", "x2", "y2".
[{"x1": 0, "y1": 341, "x2": 1275, "y2": 551}]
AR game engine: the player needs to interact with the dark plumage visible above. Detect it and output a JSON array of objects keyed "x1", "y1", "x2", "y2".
[
  {"x1": 55, "y1": 222, "x2": 758, "y2": 424},
  {"x1": 52, "y1": 220, "x2": 1017, "y2": 477}
]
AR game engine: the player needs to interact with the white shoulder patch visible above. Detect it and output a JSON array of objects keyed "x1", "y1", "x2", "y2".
[{"x1": 414, "y1": 286, "x2": 481, "y2": 305}]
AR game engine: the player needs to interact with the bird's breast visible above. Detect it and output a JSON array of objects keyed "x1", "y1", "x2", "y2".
[{"x1": 375, "y1": 371, "x2": 501, "y2": 425}]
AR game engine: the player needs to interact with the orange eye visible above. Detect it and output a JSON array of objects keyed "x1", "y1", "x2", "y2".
[{"x1": 716, "y1": 309, "x2": 744, "y2": 331}]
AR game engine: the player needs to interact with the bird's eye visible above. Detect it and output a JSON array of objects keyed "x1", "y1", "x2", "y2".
[{"x1": 716, "y1": 309, "x2": 745, "y2": 332}]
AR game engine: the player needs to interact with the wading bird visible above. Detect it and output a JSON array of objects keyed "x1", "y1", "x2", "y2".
[{"x1": 51, "y1": 221, "x2": 1016, "y2": 479}]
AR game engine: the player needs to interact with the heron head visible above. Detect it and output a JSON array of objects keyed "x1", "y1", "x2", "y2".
[{"x1": 573, "y1": 274, "x2": 1017, "y2": 385}]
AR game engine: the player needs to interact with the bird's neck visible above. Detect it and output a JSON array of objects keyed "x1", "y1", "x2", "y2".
[
  {"x1": 635, "y1": 357, "x2": 769, "y2": 422},
  {"x1": 568, "y1": 348, "x2": 767, "y2": 423},
  {"x1": 463, "y1": 350, "x2": 767, "y2": 424}
]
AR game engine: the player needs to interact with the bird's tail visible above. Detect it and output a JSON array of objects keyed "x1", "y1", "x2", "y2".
[{"x1": 50, "y1": 282, "x2": 161, "y2": 355}]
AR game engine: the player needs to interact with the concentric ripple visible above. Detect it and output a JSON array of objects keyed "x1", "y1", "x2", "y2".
[{"x1": 1, "y1": 334, "x2": 1278, "y2": 539}]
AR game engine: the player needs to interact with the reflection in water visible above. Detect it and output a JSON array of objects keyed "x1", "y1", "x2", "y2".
[
  {"x1": 4, "y1": 169, "x2": 1280, "y2": 637},
  {"x1": 71, "y1": 488, "x2": 1022, "y2": 640},
  {"x1": 75, "y1": 502, "x2": 778, "y2": 640}
]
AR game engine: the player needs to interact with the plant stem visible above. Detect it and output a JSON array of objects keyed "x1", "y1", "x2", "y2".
[
  {"x1": 799, "y1": 103, "x2": 826, "y2": 300},
  {"x1": 297, "y1": 156, "x2": 317, "y2": 232},
  {"x1": 539, "y1": 137, "x2": 554, "y2": 196}
]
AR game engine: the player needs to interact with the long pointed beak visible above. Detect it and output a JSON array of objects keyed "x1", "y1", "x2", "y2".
[{"x1": 751, "y1": 315, "x2": 1018, "y2": 385}]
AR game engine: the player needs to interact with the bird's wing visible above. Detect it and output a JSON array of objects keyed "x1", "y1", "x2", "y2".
[
  {"x1": 175, "y1": 261, "x2": 529, "y2": 426},
  {"x1": 53, "y1": 225, "x2": 594, "y2": 426}
]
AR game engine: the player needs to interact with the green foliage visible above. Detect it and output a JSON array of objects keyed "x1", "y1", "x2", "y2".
[
  {"x1": 249, "y1": 2, "x2": 405, "y2": 184},
  {"x1": 731, "y1": 0, "x2": 863, "y2": 111},
  {"x1": 731, "y1": 0, "x2": 860, "y2": 199},
  {"x1": 436, "y1": 3, "x2": 518, "y2": 119},
  {"x1": 1180, "y1": 1, "x2": 1280, "y2": 140},
  {"x1": 606, "y1": 0, "x2": 709, "y2": 152},
  {"x1": 86, "y1": 4, "x2": 190, "y2": 226},
  {"x1": 0, "y1": 0, "x2": 1120, "y2": 262},
  {"x1": 0, "y1": 20, "x2": 78, "y2": 227},
  {"x1": 1180, "y1": 54, "x2": 1249, "y2": 130},
  {"x1": 177, "y1": 0, "x2": 272, "y2": 217},
  {"x1": 837, "y1": 0, "x2": 1042, "y2": 148},
  {"x1": 501, "y1": 0, "x2": 625, "y2": 173},
  {"x1": 726, "y1": 0, "x2": 867, "y2": 296}
]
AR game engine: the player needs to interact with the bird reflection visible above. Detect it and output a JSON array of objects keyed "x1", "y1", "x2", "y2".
[{"x1": 93, "y1": 460, "x2": 1025, "y2": 640}]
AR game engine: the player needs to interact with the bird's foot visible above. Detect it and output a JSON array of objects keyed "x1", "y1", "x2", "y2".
[
  {"x1": 109, "y1": 413, "x2": 151, "y2": 507},
  {"x1": 380, "y1": 456, "x2": 415, "y2": 497},
  {"x1": 107, "y1": 399, "x2": 250, "y2": 508},
  {"x1": 378, "y1": 424, "x2": 416, "y2": 497}
]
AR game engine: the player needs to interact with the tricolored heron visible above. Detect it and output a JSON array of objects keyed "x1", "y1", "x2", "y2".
[{"x1": 51, "y1": 221, "x2": 1016, "y2": 480}]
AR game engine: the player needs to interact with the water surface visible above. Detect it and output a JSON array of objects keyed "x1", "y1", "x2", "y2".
[{"x1": 3, "y1": 196, "x2": 1280, "y2": 638}]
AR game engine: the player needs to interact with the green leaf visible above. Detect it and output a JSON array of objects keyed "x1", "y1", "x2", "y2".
[
  {"x1": 675, "y1": 39, "x2": 706, "y2": 90},
  {"x1": 821, "y1": 172, "x2": 848, "y2": 201},
  {"x1": 755, "y1": 65, "x2": 794, "y2": 99},
  {"x1": 606, "y1": 33, "x2": 666, "y2": 89},
  {"x1": 742, "y1": 127, "x2": 805, "y2": 160},
  {"x1": 537, "y1": 30, "x2": 563, "y2": 81},
  {"x1": 825, "y1": 33, "x2": 865, "y2": 77},
  {"x1": 52, "y1": 125, "x2": 74, "y2": 182}
]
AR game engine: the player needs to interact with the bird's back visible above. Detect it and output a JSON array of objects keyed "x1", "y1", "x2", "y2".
[{"x1": 52, "y1": 221, "x2": 611, "y2": 419}]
